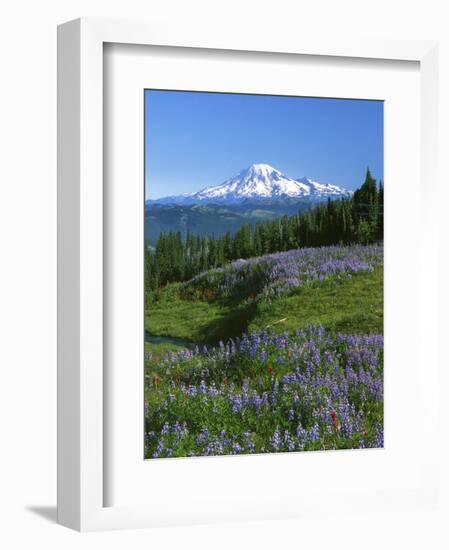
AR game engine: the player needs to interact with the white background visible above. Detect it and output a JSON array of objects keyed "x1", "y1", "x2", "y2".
[{"x1": 1, "y1": 0, "x2": 448, "y2": 548}]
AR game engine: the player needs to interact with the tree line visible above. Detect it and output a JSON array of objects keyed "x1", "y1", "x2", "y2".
[{"x1": 145, "y1": 169, "x2": 383, "y2": 291}]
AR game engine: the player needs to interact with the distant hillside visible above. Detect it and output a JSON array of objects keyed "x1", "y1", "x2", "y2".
[{"x1": 144, "y1": 199, "x2": 314, "y2": 247}]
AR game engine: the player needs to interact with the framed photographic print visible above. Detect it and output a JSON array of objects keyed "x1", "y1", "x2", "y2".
[
  {"x1": 143, "y1": 89, "x2": 384, "y2": 460},
  {"x1": 58, "y1": 18, "x2": 441, "y2": 531}
]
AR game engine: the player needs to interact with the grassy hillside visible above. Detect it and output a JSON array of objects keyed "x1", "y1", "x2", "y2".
[{"x1": 145, "y1": 264, "x2": 383, "y2": 364}]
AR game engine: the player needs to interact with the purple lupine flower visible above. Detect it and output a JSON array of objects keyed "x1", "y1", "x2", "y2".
[
  {"x1": 270, "y1": 430, "x2": 282, "y2": 452},
  {"x1": 284, "y1": 431, "x2": 296, "y2": 452},
  {"x1": 243, "y1": 432, "x2": 256, "y2": 453},
  {"x1": 196, "y1": 427, "x2": 210, "y2": 446},
  {"x1": 374, "y1": 424, "x2": 384, "y2": 448},
  {"x1": 307, "y1": 423, "x2": 320, "y2": 443},
  {"x1": 199, "y1": 380, "x2": 207, "y2": 395}
]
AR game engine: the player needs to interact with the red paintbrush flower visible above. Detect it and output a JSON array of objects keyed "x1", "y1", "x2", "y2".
[{"x1": 331, "y1": 410, "x2": 339, "y2": 432}]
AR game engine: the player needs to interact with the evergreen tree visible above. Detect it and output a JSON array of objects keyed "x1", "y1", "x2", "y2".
[{"x1": 377, "y1": 179, "x2": 384, "y2": 240}]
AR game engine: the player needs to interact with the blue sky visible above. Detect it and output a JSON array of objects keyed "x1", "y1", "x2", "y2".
[{"x1": 145, "y1": 90, "x2": 383, "y2": 199}]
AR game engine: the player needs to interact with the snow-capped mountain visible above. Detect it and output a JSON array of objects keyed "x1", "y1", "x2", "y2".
[
  {"x1": 195, "y1": 164, "x2": 309, "y2": 201},
  {"x1": 148, "y1": 164, "x2": 351, "y2": 205},
  {"x1": 295, "y1": 176, "x2": 352, "y2": 198}
]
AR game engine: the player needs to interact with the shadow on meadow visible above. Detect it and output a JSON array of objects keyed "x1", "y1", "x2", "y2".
[{"x1": 196, "y1": 299, "x2": 259, "y2": 345}]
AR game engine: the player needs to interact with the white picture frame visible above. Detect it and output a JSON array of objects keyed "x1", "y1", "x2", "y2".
[{"x1": 57, "y1": 17, "x2": 440, "y2": 531}]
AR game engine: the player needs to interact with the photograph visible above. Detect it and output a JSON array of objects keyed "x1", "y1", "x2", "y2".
[{"x1": 144, "y1": 90, "x2": 384, "y2": 459}]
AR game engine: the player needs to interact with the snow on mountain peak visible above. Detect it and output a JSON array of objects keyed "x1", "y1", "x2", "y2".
[
  {"x1": 246, "y1": 163, "x2": 276, "y2": 172},
  {"x1": 296, "y1": 176, "x2": 351, "y2": 197},
  {"x1": 194, "y1": 164, "x2": 311, "y2": 201},
  {"x1": 148, "y1": 164, "x2": 351, "y2": 205}
]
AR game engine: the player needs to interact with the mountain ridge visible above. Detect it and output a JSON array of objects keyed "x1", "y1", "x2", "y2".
[{"x1": 146, "y1": 163, "x2": 351, "y2": 205}]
